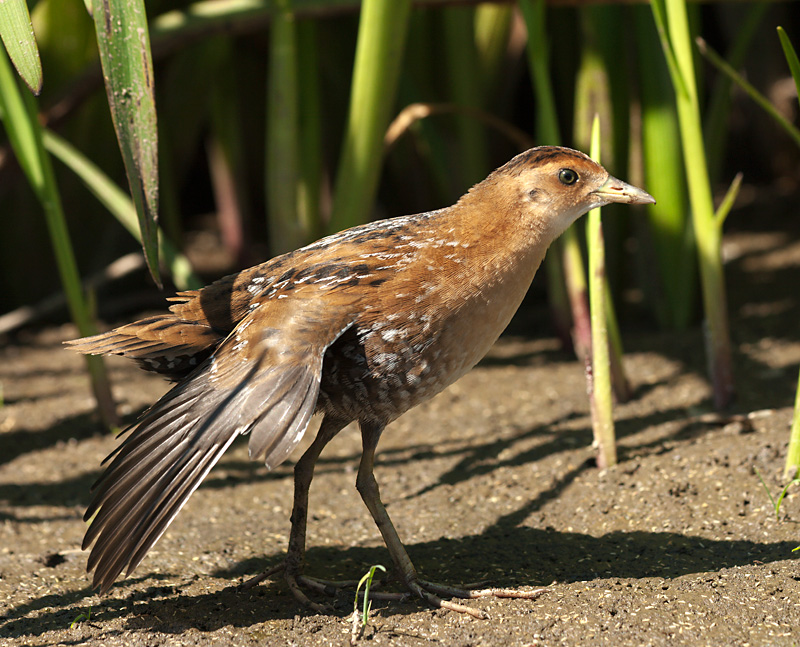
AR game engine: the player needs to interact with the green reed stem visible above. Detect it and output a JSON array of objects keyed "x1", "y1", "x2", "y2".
[
  {"x1": 328, "y1": 0, "x2": 412, "y2": 233},
  {"x1": 0, "y1": 49, "x2": 117, "y2": 427}
]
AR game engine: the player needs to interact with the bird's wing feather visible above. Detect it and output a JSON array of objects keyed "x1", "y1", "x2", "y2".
[
  {"x1": 83, "y1": 291, "x2": 359, "y2": 593},
  {"x1": 64, "y1": 265, "x2": 278, "y2": 380}
]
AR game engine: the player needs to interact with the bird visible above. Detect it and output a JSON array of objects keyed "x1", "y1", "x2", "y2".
[{"x1": 67, "y1": 146, "x2": 654, "y2": 618}]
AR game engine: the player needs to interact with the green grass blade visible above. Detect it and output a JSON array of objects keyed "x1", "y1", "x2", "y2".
[
  {"x1": 69, "y1": 606, "x2": 92, "y2": 629},
  {"x1": 589, "y1": 4, "x2": 630, "y2": 175},
  {"x1": 519, "y1": 0, "x2": 561, "y2": 143},
  {"x1": 656, "y1": 0, "x2": 735, "y2": 409},
  {"x1": 443, "y1": 6, "x2": 488, "y2": 188},
  {"x1": 775, "y1": 479, "x2": 800, "y2": 517},
  {"x1": 697, "y1": 36, "x2": 800, "y2": 150},
  {"x1": 42, "y1": 129, "x2": 201, "y2": 290},
  {"x1": 207, "y1": 40, "x2": 248, "y2": 264},
  {"x1": 586, "y1": 115, "x2": 616, "y2": 468},
  {"x1": 91, "y1": 0, "x2": 161, "y2": 287},
  {"x1": 704, "y1": 3, "x2": 768, "y2": 181},
  {"x1": 354, "y1": 564, "x2": 385, "y2": 627},
  {"x1": 573, "y1": 15, "x2": 612, "y2": 160},
  {"x1": 755, "y1": 465, "x2": 800, "y2": 520},
  {"x1": 571, "y1": 14, "x2": 631, "y2": 403},
  {"x1": 636, "y1": 6, "x2": 694, "y2": 330},
  {"x1": 474, "y1": 3, "x2": 512, "y2": 97},
  {"x1": 777, "y1": 27, "x2": 800, "y2": 101},
  {"x1": 786, "y1": 367, "x2": 800, "y2": 480},
  {"x1": 649, "y1": 0, "x2": 690, "y2": 100},
  {"x1": 0, "y1": 57, "x2": 82, "y2": 331},
  {"x1": 0, "y1": 47, "x2": 117, "y2": 427},
  {"x1": 266, "y1": 1, "x2": 304, "y2": 254},
  {"x1": 0, "y1": 0, "x2": 42, "y2": 94},
  {"x1": 297, "y1": 20, "x2": 323, "y2": 242},
  {"x1": 714, "y1": 172, "x2": 743, "y2": 228},
  {"x1": 328, "y1": 0, "x2": 412, "y2": 233},
  {"x1": 520, "y1": 0, "x2": 582, "y2": 355},
  {"x1": 754, "y1": 466, "x2": 780, "y2": 521}
]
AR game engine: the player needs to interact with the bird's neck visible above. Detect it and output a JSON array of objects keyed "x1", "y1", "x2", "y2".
[{"x1": 448, "y1": 183, "x2": 554, "y2": 287}]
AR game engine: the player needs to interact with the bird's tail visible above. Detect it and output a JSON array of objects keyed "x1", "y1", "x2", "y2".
[{"x1": 65, "y1": 312, "x2": 223, "y2": 382}]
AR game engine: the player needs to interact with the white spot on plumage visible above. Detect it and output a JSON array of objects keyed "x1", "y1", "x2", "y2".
[{"x1": 374, "y1": 352, "x2": 400, "y2": 371}]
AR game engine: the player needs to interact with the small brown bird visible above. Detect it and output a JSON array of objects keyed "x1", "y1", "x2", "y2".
[{"x1": 68, "y1": 146, "x2": 654, "y2": 617}]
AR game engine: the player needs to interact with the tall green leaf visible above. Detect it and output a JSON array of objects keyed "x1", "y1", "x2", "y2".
[
  {"x1": 297, "y1": 20, "x2": 323, "y2": 241},
  {"x1": 266, "y1": 0, "x2": 303, "y2": 255},
  {"x1": 636, "y1": 7, "x2": 694, "y2": 330},
  {"x1": 586, "y1": 115, "x2": 616, "y2": 469},
  {"x1": 519, "y1": 0, "x2": 575, "y2": 351},
  {"x1": 519, "y1": 0, "x2": 561, "y2": 143},
  {"x1": 0, "y1": 0, "x2": 42, "y2": 94},
  {"x1": 653, "y1": 0, "x2": 735, "y2": 409},
  {"x1": 91, "y1": 0, "x2": 160, "y2": 286},
  {"x1": 42, "y1": 129, "x2": 201, "y2": 290},
  {"x1": 328, "y1": 0, "x2": 412, "y2": 233},
  {"x1": 788, "y1": 368, "x2": 800, "y2": 480},
  {"x1": 697, "y1": 36, "x2": 800, "y2": 150},
  {"x1": 704, "y1": 3, "x2": 768, "y2": 181},
  {"x1": 443, "y1": 6, "x2": 488, "y2": 188},
  {"x1": 0, "y1": 48, "x2": 117, "y2": 427},
  {"x1": 778, "y1": 27, "x2": 800, "y2": 100}
]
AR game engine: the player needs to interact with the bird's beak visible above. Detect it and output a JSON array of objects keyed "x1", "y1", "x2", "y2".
[{"x1": 593, "y1": 176, "x2": 656, "y2": 205}]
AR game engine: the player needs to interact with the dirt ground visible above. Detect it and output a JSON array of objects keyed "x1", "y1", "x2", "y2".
[{"x1": 2, "y1": 194, "x2": 800, "y2": 646}]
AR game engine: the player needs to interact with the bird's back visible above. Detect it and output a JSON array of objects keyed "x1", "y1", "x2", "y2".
[{"x1": 72, "y1": 189, "x2": 549, "y2": 426}]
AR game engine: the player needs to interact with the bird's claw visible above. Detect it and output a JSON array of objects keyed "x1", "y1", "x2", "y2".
[
  {"x1": 240, "y1": 562, "x2": 374, "y2": 613},
  {"x1": 241, "y1": 562, "x2": 546, "y2": 618},
  {"x1": 408, "y1": 579, "x2": 547, "y2": 619}
]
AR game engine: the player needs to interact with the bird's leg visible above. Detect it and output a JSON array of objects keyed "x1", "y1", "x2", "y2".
[
  {"x1": 356, "y1": 421, "x2": 546, "y2": 619},
  {"x1": 284, "y1": 416, "x2": 355, "y2": 610},
  {"x1": 241, "y1": 415, "x2": 349, "y2": 612}
]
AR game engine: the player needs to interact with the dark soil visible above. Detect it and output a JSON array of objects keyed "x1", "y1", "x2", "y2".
[{"x1": 2, "y1": 195, "x2": 800, "y2": 646}]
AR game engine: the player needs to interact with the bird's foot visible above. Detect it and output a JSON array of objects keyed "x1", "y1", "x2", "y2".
[
  {"x1": 239, "y1": 562, "x2": 381, "y2": 614},
  {"x1": 241, "y1": 563, "x2": 546, "y2": 618},
  {"x1": 403, "y1": 578, "x2": 548, "y2": 619}
]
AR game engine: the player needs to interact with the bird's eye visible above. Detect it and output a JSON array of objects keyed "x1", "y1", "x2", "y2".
[{"x1": 558, "y1": 168, "x2": 579, "y2": 185}]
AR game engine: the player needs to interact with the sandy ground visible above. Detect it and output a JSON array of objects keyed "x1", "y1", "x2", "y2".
[{"x1": 2, "y1": 198, "x2": 800, "y2": 646}]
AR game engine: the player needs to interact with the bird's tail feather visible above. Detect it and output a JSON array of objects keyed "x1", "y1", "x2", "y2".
[
  {"x1": 82, "y1": 348, "x2": 322, "y2": 593},
  {"x1": 65, "y1": 316, "x2": 223, "y2": 381}
]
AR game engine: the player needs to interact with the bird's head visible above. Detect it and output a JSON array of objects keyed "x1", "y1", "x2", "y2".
[{"x1": 481, "y1": 146, "x2": 655, "y2": 239}]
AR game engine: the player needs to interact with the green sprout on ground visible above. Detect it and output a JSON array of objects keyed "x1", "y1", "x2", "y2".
[
  {"x1": 355, "y1": 564, "x2": 386, "y2": 626},
  {"x1": 754, "y1": 466, "x2": 800, "y2": 523},
  {"x1": 349, "y1": 564, "x2": 386, "y2": 643},
  {"x1": 69, "y1": 606, "x2": 92, "y2": 629}
]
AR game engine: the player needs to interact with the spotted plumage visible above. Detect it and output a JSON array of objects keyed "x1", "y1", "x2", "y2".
[{"x1": 67, "y1": 146, "x2": 654, "y2": 616}]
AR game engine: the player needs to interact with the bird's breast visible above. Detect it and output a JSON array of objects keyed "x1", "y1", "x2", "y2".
[{"x1": 317, "y1": 237, "x2": 545, "y2": 423}]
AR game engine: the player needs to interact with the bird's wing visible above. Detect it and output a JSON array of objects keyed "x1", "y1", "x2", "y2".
[
  {"x1": 64, "y1": 264, "x2": 285, "y2": 380},
  {"x1": 82, "y1": 291, "x2": 359, "y2": 593}
]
